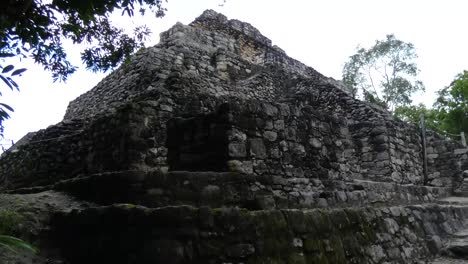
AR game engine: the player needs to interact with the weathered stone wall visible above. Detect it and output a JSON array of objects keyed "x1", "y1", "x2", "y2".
[
  {"x1": 0, "y1": 98, "x2": 170, "y2": 189},
  {"x1": 58, "y1": 9, "x2": 468, "y2": 194},
  {"x1": 1, "y1": 9, "x2": 466, "y2": 201},
  {"x1": 63, "y1": 10, "x2": 325, "y2": 121},
  {"x1": 293, "y1": 82, "x2": 424, "y2": 185},
  {"x1": 0, "y1": 119, "x2": 85, "y2": 188},
  {"x1": 426, "y1": 131, "x2": 468, "y2": 190},
  {"x1": 1, "y1": 90, "x2": 464, "y2": 202},
  {"x1": 51, "y1": 203, "x2": 468, "y2": 264}
]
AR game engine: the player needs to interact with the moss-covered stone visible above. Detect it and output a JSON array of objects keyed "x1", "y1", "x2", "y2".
[
  {"x1": 329, "y1": 210, "x2": 350, "y2": 231},
  {"x1": 0, "y1": 209, "x2": 24, "y2": 236},
  {"x1": 341, "y1": 235, "x2": 365, "y2": 260},
  {"x1": 283, "y1": 210, "x2": 307, "y2": 234},
  {"x1": 247, "y1": 257, "x2": 284, "y2": 264},
  {"x1": 305, "y1": 210, "x2": 333, "y2": 236},
  {"x1": 303, "y1": 237, "x2": 324, "y2": 253},
  {"x1": 343, "y1": 208, "x2": 362, "y2": 227},
  {"x1": 287, "y1": 253, "x2": 306, "y2": 264},
  {"x1": 305, "y1": 252, "x2": 329, "y2": 264},
  {"x1": 325, "y1": 235, "x2": 346, "y2": 263}
]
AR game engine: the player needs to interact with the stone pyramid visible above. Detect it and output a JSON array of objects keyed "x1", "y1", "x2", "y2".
[{"x1": 0, "y1": 10, "x2": 468, "y2": 264}]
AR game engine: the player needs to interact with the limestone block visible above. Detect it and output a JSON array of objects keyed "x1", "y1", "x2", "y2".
[
  {"x1": 249, "y1": 138, "x2": 267, "y2": 159},
  {"x1": 228, "y1": 142, "x2": 247, "y2": 158},
  {"x1": 309, "y1": 138, "x2": 322, "y2": 148},
  {"x1": 455, "y1": 148, "x2": 468, "y2": 155},
  {"x1": 427, "y1": 235, "x2": 442, "y2": 253},
  {"x1": 274, "y1": 120, "x2": 285, "y2": 130},
  {"x1": 263, "y1": 131, "x2": 278, "y2": 142},
  {"x1": 227, "y1": 160, "x2": 253, "y2": 174},
  {"x1": 384, "y1": 218, "x2": 400, "y2": 234},
  {"x1": 262, "y1": 103, "x2": 278, "y2": 116},
  {"x1": 290, "y1": 143, "x2": 306, "y2": 156},
  {"x1": 367, "y1": 245, "x2": 386, "y2": 263}
]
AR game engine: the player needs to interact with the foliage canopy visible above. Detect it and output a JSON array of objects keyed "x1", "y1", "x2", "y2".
[
  {"x1": 342, "y1": 34, "x2": 425, "y2": 111},
  {"x1": 433, "y1": 70, "x2": 468, "y2": 136},
  {"x1": 394, "y1": 103, "x2": 439, "y2": 130},
  {"x1": 395, "y1": 71, "x2": 468, "y2": 140}
]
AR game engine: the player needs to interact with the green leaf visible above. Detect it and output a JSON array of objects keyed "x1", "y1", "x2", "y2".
[
  {"x1": 2, "y1": 65, "x2": 14, "y2": 73},
  {"x1": 0, "y1": 75, "x2": 14, "y2": 90},
  {"x1": 0, "y1": 235, "x2": 38, "y2": 254},
  {"x1": 0, "y1": 53, "x2": 14, "y2": 58},
  {"x1": 6, "y1": 77, "x2": 19, "y2": 90},
  {"x1": 11, "y1": 68, "x2": 27, "y2": 76},
  {"x1": 0, "y1": 103, "x2": 14, "y2": 112}
]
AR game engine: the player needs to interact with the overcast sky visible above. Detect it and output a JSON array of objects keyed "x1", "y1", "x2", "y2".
[{"x1": 1, "y1": 0, "x2": 468, "y2": 148}]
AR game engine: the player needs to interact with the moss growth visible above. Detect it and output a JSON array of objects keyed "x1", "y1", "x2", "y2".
[
  {"x1": 259, "y1": 236, "x2": 293, "y2": 259},
  {"x1": 326, "y1": 236, "x2": 346, "y2": 263},
  {"x1": 305, "y1": 210, "x2": 333, "y2": 236},
  {"x1": 359, "y1": 220, "x2": 377, "y2": 242},
  {"x1": 303, "y1": 238, "x2": 324, "y2": 253},
  {"x1": 329, "y1": 210, "x2": 350, "y2": 230},
  {"x1": 14, "y1": 197, "x2": 25, "y2": 203},
  {"x1": 343, "y1": 208, "x2": 362, "y2": 226},
  {"x1": 287, "y1": 253, "x2": 306, "y2": 264},
  {"x1": 341, "y1": 235, "x2": 365, "y2": 259},
  {"x1": 247, "y1": 257, "x2": 284, "y2": 264},
  {"x1": 253, "y1": 210, "x2": 288, "y2": 234},
  {"x1": 250, "y1": 210, "x2": 294, "y2": 261},
  {"x1": 398, "y1": 214, "x2": 411, "y2": 226},
  {"x1": 0, "y1": 209, "x2": 24, "y2": 236},
  {"x1": 305, "y1": 253, "x2": 329, "y2": 264}
]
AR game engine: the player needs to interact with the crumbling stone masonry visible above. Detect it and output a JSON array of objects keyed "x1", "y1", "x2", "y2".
[{"x1": 1, "y1": 10, "x2": 468, "y2": 263}]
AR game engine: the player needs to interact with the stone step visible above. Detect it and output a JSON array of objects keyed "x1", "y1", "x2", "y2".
[
  {"x1": 453, "y1": 191, "x2": 468, "y2": 197},
  {"x1": 51, "y1": 170, "x2": 263, "y2": 209},
  {"x1": 442, "y1": 237, "x2": 468, "y2": 260},
  {"x1": 453, "y1": 229, "x2": 468, "y2": 238},
  {"x1": 430, "y1": 257, "x2": 468, "y2": 264},
  {"x1": 49, "y1": 203, "x2": 468, "y2": 264},
  {"x1": 8, "y1": 170, "x2": 455, "y2": 210},
  {"x1": 438, "y1": 228, "x2": 468, "y2": 260}
]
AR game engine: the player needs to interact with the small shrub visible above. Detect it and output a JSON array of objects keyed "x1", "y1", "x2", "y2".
[
  {"x1": 0, "y1": 209, "x2": 23, "y2": 236},
  {"x1": 0, "y1": 209, "x2": 37, "y2": 254}
]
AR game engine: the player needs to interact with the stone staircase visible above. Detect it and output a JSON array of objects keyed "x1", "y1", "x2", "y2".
[
  {"x1": 430, "y1": 227, "x2": 468, "y2": 263},
  {"x1": 429, "y1": 196, "x2": 468, "y2": 263},
  {"x1": 454, "y1": 170, "x2": 468, "y2": 197},
  {"x1": 4, "y1": 170, "x2": 468, "y2": 263}
]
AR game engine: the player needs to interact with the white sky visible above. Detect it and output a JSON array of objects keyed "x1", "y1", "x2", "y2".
[{"x1": 1, "y1": 0, "x2": 468, "y2": 147}]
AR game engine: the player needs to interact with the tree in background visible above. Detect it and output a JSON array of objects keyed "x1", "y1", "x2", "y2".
[
  {"x1": 433, "y1": 70, "x2": 468, "y2": 136},
  {"x1": 394, "y1": 103, "x2": 440, "y2": 130},
  {"x1": 342, "y1": 34, "x2": 425, "y2": 111},
  {"x1": 394, "y1": 71, "x2": 467, "y2": 141},
  {"x1": 0, "y1": 0, "x2": 167, "y2": 137}
]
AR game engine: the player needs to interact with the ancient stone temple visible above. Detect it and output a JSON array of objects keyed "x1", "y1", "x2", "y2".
[{"x1": 0, "y1": 10, "x2": 468, "y2": 264}]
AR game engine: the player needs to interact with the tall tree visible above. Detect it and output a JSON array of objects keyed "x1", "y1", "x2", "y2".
[
  {"x1": 0, "y1": 0, "x2": 167, "y2": 137},
  {"x1": 434, "y1": 70, "x2": 468, "y2": 136},
  {"x1": 342, "y1": 34, "x2": 425, "y2": 111}
]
